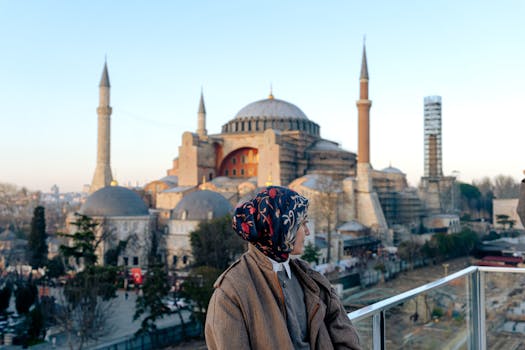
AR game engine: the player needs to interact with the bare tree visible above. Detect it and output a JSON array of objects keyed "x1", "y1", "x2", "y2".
[
  {"x1": 55, "y1": 277, "x2": 116, "y2": 350},
  {"x1": 310, "y1": 175, "x2": 341, "y2": 263},
  {"x1": 492, "y1": 174, "x2": 519, "y2": 199},
  {"x1": 0, "y1": 182, "x2": 40, "y2": 234},
  {"x1": 57, "y1": 214, "x2": 119, "y2": 350}
]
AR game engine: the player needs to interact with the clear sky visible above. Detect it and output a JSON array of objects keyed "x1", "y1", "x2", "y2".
[{"x1": 1, "y1": 1, "x2": 524, "y2": 192}]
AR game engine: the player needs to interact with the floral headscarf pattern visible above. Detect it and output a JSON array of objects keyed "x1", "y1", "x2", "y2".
[{"x1": 233, "y1": 186, "x2": 309, "y2": 262}]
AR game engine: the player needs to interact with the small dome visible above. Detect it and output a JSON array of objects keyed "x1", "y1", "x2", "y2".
[
  {"x1": 382, "y1": 166, "x2": 404, "y2": 174},
  {"x1": 234, "y1": 98, "x2": 309, "y2": 120},
  {"x1": 172, "y1": 190, "x2": 232, "y2": 220},
  {"x1": 80, "y1": 186, "x2": 148, "y2": 217},
  {"x1": 308, "y1": 140, "x2": 344, "y2": 152}
]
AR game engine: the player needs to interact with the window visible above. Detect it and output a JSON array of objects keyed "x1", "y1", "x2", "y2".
[
  {"x1": 232, "y1": 169, "x2": 237, "y2": 176},
  {"x1": 232, "y1": 157, "x2": 236, "y2": 164},
  {"x1": 133, "y1": 257, "x2": 139, "y2": 266},
  {"x1": 225, "y1": 169, "x2": 229, "y2": 176},
  {"x1": 172, "y1": 255, "x2": 178, "y2": 266},
  {"x1": 240, "y1": 169, "x2": 245, "y2": 176},
  {"x1": 241, "y1": 155, "x2": 246, "y2": 163},
  {"x1": 123, "y1": 257, "x2": 129, "y2": 266},
  {"x1": 182, "y1": 255, "x2": 188, "y2": 264}
]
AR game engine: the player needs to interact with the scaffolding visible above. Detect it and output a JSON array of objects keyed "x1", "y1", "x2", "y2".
[{"x1": 424, "y1": 96, "x2": 443, "y2": 178}]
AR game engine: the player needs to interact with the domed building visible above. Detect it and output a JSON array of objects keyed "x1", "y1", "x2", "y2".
[
  {"x1": 164, "y1": 93, "x2": 356, "y2": 197},
  {"x1": 165, "y1": 190, "x2": 233, "y2": 269},
  {"x1": 68, "y1": 185, "x2": 155, "y2": 269}
]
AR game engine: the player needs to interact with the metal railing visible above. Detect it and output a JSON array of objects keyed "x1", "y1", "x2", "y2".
[{"x1": 347, "y1": 266, "x2": 525, "y2": 350}]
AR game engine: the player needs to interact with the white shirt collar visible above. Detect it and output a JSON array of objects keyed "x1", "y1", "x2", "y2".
[{"x1": 267, "y1": 256, "x2": 292, "y2": 279}]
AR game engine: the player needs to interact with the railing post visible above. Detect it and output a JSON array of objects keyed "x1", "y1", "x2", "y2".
[
  {"x1": 372, "y1": 311, "x2": 385, "y2": 350},
  {"x1": 470, "y1": 269, "x2": 486, "y2": 350}
]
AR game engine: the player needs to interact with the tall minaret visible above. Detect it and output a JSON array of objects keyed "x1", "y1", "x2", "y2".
[
  {"x1": 196, "y1": 90, "x2": 207, "y2": 137},
  {"x1": 354, "y1": 41, "x2": 388, "y2": 235},
  {"x1": 357, "y1": 43, "x2": 371, "y2": 166},
  {"x1": 90, "y1": 61, "x2": 114, "y2": 193}
]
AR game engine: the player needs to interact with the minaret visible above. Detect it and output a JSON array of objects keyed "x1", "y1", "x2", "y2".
[
  {"x1": 197, "y1": 90, "x2": 207, "y2": 137},
  {"x1": 357, "y1": 43, "x2": 371, "y2": 165},
  {"x1": 354, "y1": 41, "x2": 389, "y2": 236},
  {"x1": 90, "y1": 61, "x2": 114, "y2": 193}
]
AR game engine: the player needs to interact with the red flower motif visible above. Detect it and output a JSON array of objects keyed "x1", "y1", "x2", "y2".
[
  {"x1": 249, "y1": 206, "x2": 256, "y2": 214},
  {"x1": 241, "y1": 222, "x2": 250, "y2": 233},
  {"x1": 269, "y1": 188, "x2": 277, "y2": 198},
  {"x1": 267, "y1": 216, "x2": 273, "y2": 236}
]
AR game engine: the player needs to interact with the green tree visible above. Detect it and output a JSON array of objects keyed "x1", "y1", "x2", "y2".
[
  {"x1": 14, "y1": 280, "x2": 38, "y2": 315},
  {"x1": 496, "y1": 214, "x2": 516, "y2": 230},
  {"x1": 0, "y1": 283, "x2": 12, "y2": 314},
  {"x1": 190, "y1": 215, "x2": 245, "y2": 270},
  {"x1": 59, "y1": 213, "x2": 100, "y2": 267},
  {"x1": 134, "y1": 231, "x2": 187, "y2": 345},
  {"x1": 181, "y1": 266, "x2": 221, "y2": 331},
  {"x1": 301, "y1": 242, "x2": 320, "y2": 264},
  {"x1": 46, "y1": 256, "x2": 65, "y2": 279},
  {"x1": 28, "y1": 206, "x2": 48, "y2": 269},
  {"x1": 134, "y1": 263, "x2": 172, "y2": 345}
]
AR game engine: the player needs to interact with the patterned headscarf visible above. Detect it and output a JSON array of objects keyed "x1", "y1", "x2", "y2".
[{"x1": 233, "y1": 186, "x2": 309, "y2": 262}]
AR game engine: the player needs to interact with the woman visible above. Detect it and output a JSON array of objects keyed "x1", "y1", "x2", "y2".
[{"x1": 205, "y1": 186, "x2": 361, "y2": 350}]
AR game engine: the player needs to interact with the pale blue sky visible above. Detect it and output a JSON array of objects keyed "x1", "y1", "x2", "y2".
[{"x1": 1, "y1": 1, "x2": 524, "y2": 192}]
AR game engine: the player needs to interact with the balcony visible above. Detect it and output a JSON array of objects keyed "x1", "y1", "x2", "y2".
[{"x1": 348, "y1": 266, "x2": 525, "y2": 349}]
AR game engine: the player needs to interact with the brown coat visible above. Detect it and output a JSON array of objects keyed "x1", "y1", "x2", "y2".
[{"x1": 205, "y1": 245, "x2": 361, "y2": 350}]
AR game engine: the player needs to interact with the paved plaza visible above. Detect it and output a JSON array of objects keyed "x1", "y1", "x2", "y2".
[{"x1": 2, "y1": 290, "x2": 191, "y2": 350}]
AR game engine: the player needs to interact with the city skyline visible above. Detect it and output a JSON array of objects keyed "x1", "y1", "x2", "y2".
[{"x1": 1, "y1": 1, "x2": 524, "y2": 192}]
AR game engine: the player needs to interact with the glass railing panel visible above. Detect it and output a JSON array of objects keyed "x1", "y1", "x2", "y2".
[
  {"x1": 352, "y1": 316, "x2": 373, "y2": 349},
  {"x1": 483, "y1": 269, "x2": 525, "y2": 348},
  {"x1": 348, "y1": 268, "x2": 478, "y2": 349},
  {"x1": 382, "y1": 273, "x2": 470, "y2": 349}
]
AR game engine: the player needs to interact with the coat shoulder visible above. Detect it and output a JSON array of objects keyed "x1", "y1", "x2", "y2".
[{"x1": 213, "y1": 255, "x2": 251, "y2": 289}]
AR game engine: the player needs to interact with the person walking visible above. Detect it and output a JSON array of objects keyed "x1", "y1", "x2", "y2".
[{"x1": 205, "y1": 186, "x2": 361, "y2": 350}]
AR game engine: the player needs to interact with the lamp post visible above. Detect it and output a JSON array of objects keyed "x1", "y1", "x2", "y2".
[{"x1": 442, "y1": 263, "x2": 449, "y2": 277}]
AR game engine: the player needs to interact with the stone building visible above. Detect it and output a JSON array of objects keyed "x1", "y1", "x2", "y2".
[
  {"x1": 74, "y1": 185, "x2": 156, "y2": 269},
  {"x1": 166, "y1": 91, "x2": 356, "y2": 190},
  {"x1": 372, "y1": 166, "x2": 423, "y2": 228},
  {"x1": 0, "y1": 228, "x2": 27, "y2": 268},
  {"x1": 165, "y1": 190, "x2": 232, "y2": 269}
]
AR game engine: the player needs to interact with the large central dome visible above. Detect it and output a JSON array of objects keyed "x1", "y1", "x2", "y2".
[
  {"x1": 234, "y1": 98, "x2": 309, "y2": 120},
  {"x1": 221, "y1": 96, "x2": 319, "y2": 136}
]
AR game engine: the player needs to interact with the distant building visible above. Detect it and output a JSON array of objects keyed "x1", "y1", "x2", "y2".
[
  {"x1": 423, "y1": 96, "x2": 443, "y2": 178},
  {"x1": 423, "y1": 214, "x2": 461, "y2": 234},
  {"x1": 419, "y1": 96, "x2": 458, "y2": 215},
  {"x1": 0, "y1": 228, "x2": 27, "y2": 268},
  {"x1": 70, "y1": 185, "x2": 156, "y2": 269},
  {"x1": 493, "y1": 198, "x2": 523, "y2": 230},
  {"x1": 165, "y1": 190, "x2": 232, "y2": 269},
  {"x1": 372, "y1": 166, "x2": 423, "y2": 227}
]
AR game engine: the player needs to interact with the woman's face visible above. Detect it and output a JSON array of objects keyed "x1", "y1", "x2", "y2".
[{"x1": 291, "y1": 220, "x2": 310, "y2": 255}]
